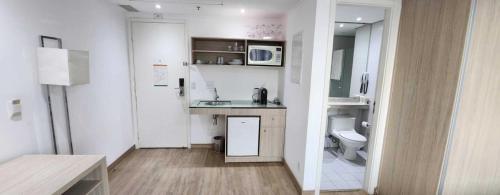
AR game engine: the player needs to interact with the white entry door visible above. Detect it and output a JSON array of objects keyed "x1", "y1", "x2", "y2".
[{"x1": 131, "y1": 22, "x2": 188, "y2": 148}]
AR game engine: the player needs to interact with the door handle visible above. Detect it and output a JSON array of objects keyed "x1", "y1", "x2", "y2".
[{"x1": 176, "y1": 78, "x2": 185, "y2": 96}]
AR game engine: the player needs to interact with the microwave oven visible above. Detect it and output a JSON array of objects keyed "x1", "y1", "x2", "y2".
[{"x1": 247, "y1": 45, "x2": 283, "y2": 66}]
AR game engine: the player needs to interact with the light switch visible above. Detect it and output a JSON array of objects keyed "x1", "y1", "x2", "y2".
[{"x1": 7, "y1": 99, "x2": 22, "y2": 121}]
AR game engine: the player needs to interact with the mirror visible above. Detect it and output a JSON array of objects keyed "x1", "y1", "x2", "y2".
[{"x1": 329, "y1": 5, "x2": 385, "y2": 99}]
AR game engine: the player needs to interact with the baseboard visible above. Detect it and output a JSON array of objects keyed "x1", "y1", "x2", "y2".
[
  {"x1": 108, "y1": 145, "x2": 135, "y2": 173},
  {"x1": 284, "y1": 160, "x2": 303, "y2": 193},
  {"x1": 190, "y1": 144, "x2": 214, "y2": 149}
]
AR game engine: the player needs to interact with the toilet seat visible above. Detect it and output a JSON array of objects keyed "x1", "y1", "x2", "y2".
[{"x1": 339, "y1": 131, "x2": 367, "y2": 142}]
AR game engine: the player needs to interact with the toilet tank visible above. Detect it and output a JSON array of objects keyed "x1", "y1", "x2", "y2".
[{"x1": 329, "y1": 115, "x2": 356, "y2": 133}]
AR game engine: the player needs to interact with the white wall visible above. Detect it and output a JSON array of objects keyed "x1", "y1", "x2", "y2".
[
  {"x1": 189, "y1": 65, "x2": 281, "y2": 143},
  {"x1": 0, "y1": 0, "x2": 43, "y2": 162},
  {"x1": 302, "y1": 0, "x2": 333, "y2": 190},
  {"x1": 283, "y1": 0, "x2": 332, "y2": 191},
  {"x1": 282, "y1": 0, "x2": 315, "y2": 187},
  {"x1": 0, "y1": 0, "x2": 134, "y2": 165}
]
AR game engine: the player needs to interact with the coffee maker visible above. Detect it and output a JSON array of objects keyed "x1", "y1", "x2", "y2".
[{"x1": 258, "y1": 87, "x2": 267, "y2": 105}]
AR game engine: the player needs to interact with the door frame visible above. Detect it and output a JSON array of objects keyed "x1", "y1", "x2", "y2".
[
  {"x1": 127, "y1": 18, "x2": 191, "y2": 149},
  {"x1": 314, "y1": 0, "x2": 401, "y2": 194}
]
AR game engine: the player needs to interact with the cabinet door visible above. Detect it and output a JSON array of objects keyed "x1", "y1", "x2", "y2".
[
  {"x1": 260, "y1": 127, "x2": 285, "y2": 158},
  {"x1": 227, "y1": 117, "x2": 260, "y2": 156},
  {"x1": 260, "y1": 113, "x2": 286, "y2": 128}
]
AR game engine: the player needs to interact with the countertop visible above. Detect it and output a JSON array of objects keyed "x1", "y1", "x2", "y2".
[
  {"x1": 190, "y1": 100, "x2": 286, "y2": 109},
  {"x1": 0, "y1": 155, "x2": 106, "y2": 194},
  {"x1": 327, "y1": 97, "x2": 369, "y2": 109}
]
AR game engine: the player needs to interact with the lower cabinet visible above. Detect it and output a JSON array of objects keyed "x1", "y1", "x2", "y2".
[
  {"x1": 224, "y1": 109, "x2": 286, "y2": 163},
  {"x1": 259, "y1": 127, "x2": 284, "y2": 158}
]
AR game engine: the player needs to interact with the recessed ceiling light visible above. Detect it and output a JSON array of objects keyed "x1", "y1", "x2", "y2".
[
  {"x1": 339, "y1": 23, "x2": 344, "y2": 28},
  {"x1": 240, "y1": 9, "x2": 245, "y2": 14},
  {"x1": 356, "y1": 17, "x2": 362, "y2": 21},
  {"x1": 155, "y1": 4, "x2": 161, "y2": 9}
]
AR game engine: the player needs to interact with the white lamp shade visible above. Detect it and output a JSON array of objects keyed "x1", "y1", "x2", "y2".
[{"x1": 37, "y1": 47, "x2": 89, "y2": 86}]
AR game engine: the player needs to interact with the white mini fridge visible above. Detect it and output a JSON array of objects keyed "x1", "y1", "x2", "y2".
[{"x1": 226, "y1": 116, "x2": 260, "y2": 156}]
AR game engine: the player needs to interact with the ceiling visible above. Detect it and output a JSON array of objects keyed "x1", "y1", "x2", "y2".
[
  {"x1": 109, "y1": 0, "x2": 299, "y2": 18},
  {"x1": 334, "y1": 5, "x2": 385, "y2": 36},
  {"x1": 334, "y1": 23, "x2": 364, "y2": 36}
]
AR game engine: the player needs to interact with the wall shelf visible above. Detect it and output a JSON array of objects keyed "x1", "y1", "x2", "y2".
[
  {"x1": 192, "y1": 50, "x2": 246, "y2": 54},
  {"x1": 191, "y1": 64, "x2": 245, "y2": 66},
  {"x1": 191, "y1": 37, "x2": 285, "y2": 67},
  {"x1": 63, "y1": 180, "x2": 101, "y2": 195}
]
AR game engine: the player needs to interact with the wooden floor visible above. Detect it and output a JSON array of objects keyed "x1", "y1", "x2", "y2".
[{"x1": 109, "y1": 148, "x2": 367, "y2": 195}]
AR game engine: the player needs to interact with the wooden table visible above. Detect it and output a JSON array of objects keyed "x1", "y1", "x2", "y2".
[{"x1": 0, "y1": 155, "x2": 109, "y2": 195}]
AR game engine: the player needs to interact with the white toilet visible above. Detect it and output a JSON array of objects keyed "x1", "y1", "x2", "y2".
[{"x1": 328, "y1": 115, "x2": 367, "y2": 160}]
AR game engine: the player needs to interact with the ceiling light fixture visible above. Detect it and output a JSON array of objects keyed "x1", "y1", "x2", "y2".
[
  {"x1": 240, "y1": 8, "x2": 245, "y2": 14},
  {"x1": 155, "y1": 4, "x2": 161, "y2": 9},
  {"x1": 339, "y1": 23, "x2": 344, "y2": 28},
  {"x1": 130, "y1": 0, "x2": 223, "y2": 6},
  {"x1": 356, "y1": 17, "x2": 362, "y2": 21}
]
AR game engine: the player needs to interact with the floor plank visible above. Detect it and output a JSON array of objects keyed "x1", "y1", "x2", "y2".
[{"x1": 109, "y1": 148, "x2": 298, "y2": 195}]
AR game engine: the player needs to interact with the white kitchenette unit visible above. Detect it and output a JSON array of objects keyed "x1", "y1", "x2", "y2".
[{"x1": 190, "y1": 100, "x2": 286, "y2": 163}]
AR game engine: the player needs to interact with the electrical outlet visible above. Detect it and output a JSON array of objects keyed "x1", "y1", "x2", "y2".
[{"x1": 7, "y1": 99, "x2": 22, "y2": 121}]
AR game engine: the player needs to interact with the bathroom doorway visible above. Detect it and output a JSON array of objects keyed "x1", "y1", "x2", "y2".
[{"x1": 316, "y1": 0, "x2": 401, "y2": 193}]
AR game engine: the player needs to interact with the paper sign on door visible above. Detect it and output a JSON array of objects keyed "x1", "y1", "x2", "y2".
[{"x1": 153, "y1": 64, "x2": 168, "y2": 86}]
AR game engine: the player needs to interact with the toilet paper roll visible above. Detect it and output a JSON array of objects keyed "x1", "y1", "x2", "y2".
[{"x1": 362, "y1": 121, "x2": 371, "y2": 128}]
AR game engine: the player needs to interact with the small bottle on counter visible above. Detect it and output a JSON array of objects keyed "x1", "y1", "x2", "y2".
[{"x1": 252, "y1": 88, "x2": 259, "y2": 103}]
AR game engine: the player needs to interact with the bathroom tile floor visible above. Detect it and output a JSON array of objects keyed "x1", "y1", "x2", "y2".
[{"x1": 321, "y1": 148, "x2": 366, "y2": 191}]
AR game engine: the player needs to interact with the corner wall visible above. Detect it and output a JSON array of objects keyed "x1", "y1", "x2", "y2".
[
  {"x1": 282, "y1": 0, "x2": 332, "y2": 190},
  {"x1": 282, "y1": 0, "x2": 316, "y2": 188}
]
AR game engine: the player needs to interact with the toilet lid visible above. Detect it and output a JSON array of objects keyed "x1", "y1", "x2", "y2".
[{"x1": 339, "y1": 131, "x2": 367, "y2": 142}]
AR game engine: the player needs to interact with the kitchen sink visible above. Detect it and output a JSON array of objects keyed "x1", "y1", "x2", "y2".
[{"x1": 199, "y1": 100, "x2": 232, "y2": 106}]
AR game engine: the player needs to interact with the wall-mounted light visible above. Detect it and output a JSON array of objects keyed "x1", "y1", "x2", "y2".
[
  {"x1": 356, "y1": 17, "x2": 362, "y2": 21},
  {"x1": 240, "y1": 8, "x2": 245, "y2": 14},
  {"x1": 155, "y1": 4, "x2": 162, "y2": 9}
]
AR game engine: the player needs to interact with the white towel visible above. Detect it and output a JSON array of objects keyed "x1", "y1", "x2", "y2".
[{"x1": 331, "y1": 49, "x2": 344, "y2": 80}]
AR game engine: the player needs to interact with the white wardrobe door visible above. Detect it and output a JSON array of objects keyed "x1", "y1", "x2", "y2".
[{"x1": 227, "y1": 117, "x2": 260, "y2": 156}]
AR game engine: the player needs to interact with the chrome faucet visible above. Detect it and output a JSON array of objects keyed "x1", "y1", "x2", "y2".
[{"x1": 213, "y1": 88, "x2": 220, "y2": 101}]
